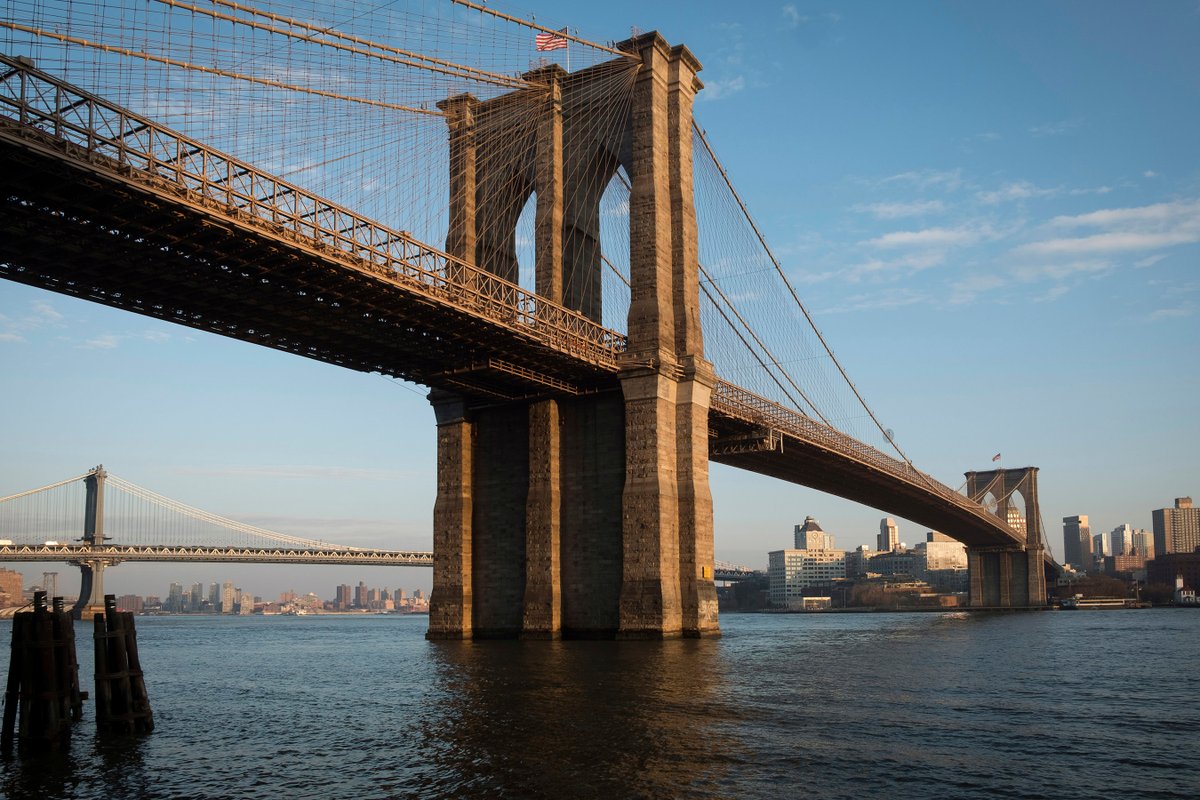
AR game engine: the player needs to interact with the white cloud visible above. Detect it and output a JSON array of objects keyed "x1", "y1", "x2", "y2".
[
  {"x1": 949, "y1": 273, "x2": 1005, "y2": 305},
  {"x1": 781, "y1": 5, "x2": 807, "y2": 28},
  {"x1": 878, "y1": 168, "x2": 963, "y2": 192},
  {"x1": 81, "y1": 334, "x2": 122, "y2": 350},
  {"x1": 853, "y1": 200, "x2": 945, "y2": 219},
  {"x1": 819, "y1": 287, "x2": 929, "y2": 314},
  {"x1": 1018, "y1": 199, "x2": 1200, "y2": 257},
  {"x1": 32, "y1": 302, "x2": 63, "y2": 322},
  {"x1": 702, "y1": 75, "x2": 745, "y2": 101},
  {"x1": 867, "y1": 225, "x2": 984, "y2": 249},
  {"x1": 1010, "y1": 260, "x2": 1113, "y2": 283},
  {"x1": 976, "y1": 180, "x2": 1057, "y2": 204},
  {"x1": 1147, "y1": 306, "x2": 1193, "y2": 321},
  {"x1": 1028, "y1": 119, "x2": 1081, "y2": 137},
  {"x1": 1135, "y1": 254, "x2": 1167, "y2": 269},
  {"x1": 1143, "y1": 170, "x2": 1158, "y2": 178},
  {"x1": 1033, "y1": 285, "x2": 1071, "y2": 303},
  {"x1": 0, "y1": 332, "x2": 24, "y2": 343}
]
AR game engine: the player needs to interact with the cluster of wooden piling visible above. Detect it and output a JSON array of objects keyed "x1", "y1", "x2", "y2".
[
  {"x1": 2, "y1": 592, "x2": 153, "y2": 752},
  {"x1": 1, "y1": 592, "x2": 83, "y2": 752},
  {"x1": 93, "y1": 595, "x2": 153, "y2": 735}
]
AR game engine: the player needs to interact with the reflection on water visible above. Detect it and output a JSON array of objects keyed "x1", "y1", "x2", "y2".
[
  {"x1": 1, "y1": 612, "x2": 1198, "y2": 799},
  {"x1": 421, "y1": 638, "x2": 741, "y2": 797}
]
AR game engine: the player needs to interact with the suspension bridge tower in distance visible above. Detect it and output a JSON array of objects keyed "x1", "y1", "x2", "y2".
[
  {"x1": 427, "y1": 32, "x2": 718, "y2": 641},
  {"x1": 73, "y1": 465, "x2": 116, "y2": 619}
]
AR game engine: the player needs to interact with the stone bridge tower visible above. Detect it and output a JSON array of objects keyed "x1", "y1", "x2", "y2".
[
  {"x1": 964, "y1": 466, "x2": 1049, "y2": 607},
  {"x1": 427, "y1": 33, "x2": 718, "y2": 639}
]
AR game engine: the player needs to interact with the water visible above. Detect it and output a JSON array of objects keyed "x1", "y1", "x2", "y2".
[{"x1": 3, "y1": 611, "x2": 1198, "y2": 799}]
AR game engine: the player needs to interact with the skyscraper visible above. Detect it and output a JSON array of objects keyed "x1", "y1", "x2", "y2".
[
  {"x1": 220, "y1": 581, "x2": 236, "y2": 614},
  {"x1": 878, "y1": 518, "x2": 899, "y2": 552},
  {"x1": 1110, "y1": 524, "x2": 1134, "y2": 557},
  {"x1": 1153, "y1": 497, "x2": 1200, "y2": 555},
  {"x1": 1062, "y1": 515, "x2": 1092, "y2": 569}
]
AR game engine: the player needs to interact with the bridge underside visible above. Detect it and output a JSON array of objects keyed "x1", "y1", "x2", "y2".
[{"x1": 0, "y1": 126, "x2": 616, "y2": 404}]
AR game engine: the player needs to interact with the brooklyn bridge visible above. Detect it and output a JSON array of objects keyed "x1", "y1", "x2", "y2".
[{"x1": 0, "y1": 1, "x2": 1056, "y2": 638}]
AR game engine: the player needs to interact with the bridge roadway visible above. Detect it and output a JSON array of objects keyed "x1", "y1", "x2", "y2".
[
  {"x1": 0, "y1": 55, "x2": 1035, "y2": 554},
  {"x1": 0, "y1": 542, "x2": 433, "y2": 567}
]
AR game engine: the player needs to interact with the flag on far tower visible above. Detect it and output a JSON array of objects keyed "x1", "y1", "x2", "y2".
[
  {"x1": 992, "y1": 453, "x2": 1002, "y2": 462},
  {"x1": 536, "y1": 28, "x2": 569, "y2": 51}
]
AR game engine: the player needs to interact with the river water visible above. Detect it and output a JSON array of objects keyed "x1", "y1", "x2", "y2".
[{"x1": 2, "y1": 610, "x2": 1197, "y2": 799}]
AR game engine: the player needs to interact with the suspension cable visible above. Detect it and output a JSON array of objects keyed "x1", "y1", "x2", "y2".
[{"x1": 693, "y1": 122, "x2": 913, "y2": 465}]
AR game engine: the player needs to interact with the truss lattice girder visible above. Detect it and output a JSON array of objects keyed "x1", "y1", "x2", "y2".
[{"x1": 0, "y1": 543, "x2": 433, "y2": 566}]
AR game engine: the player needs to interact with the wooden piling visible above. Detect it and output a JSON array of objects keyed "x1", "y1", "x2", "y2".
[
  {"x1": 92, "y1": 595, "x2": 153, "y2": 735},
  {"x1": 1, "y1": 590, "x2": 80, "y2": 752}
]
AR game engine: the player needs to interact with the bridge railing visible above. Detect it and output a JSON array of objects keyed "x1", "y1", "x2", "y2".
[
  {"x1": 712, "y1": 380, "x2": 1023, "y2": 539},
  {"x1": 0, "y1": 53, "x2": 625, "y2": 369}
]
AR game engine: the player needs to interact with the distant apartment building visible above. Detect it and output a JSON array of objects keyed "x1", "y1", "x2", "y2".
[
  {"x1": 845, "y1": 545, "x2": 877, "y2": 578},
  {"x1": 336, "y1": 584, "x2": 352, "y2": 610},
  {"x1": 1131, "y1": 529, "x2": 1155, "y2": 560},
  {"x1": 1091, "y1": 532, "x2": 1110, "y2": 571},
  {"x1": 868, "y1": 549, "x2": 920, "y2": 578},
  {"x1": 768, "y1": 549, "x2": 847, "y2": 607},
  {"x1": 770, "y1": 519, "x2": 846, "y2": 607},
  {"x1": 878, "y1": 518, "x2": 899, "y2": 552},
  {"x1": 117, "y1": 594, "x2": 144, "y2": 613},
  {"x1": 1153, "y1": 497, "x2": 1200, "y2": 555},
  {"x1": 915, "y1": 532, "x2": 967, "y2": 572},
  {"x1": 794, "y1": 516, "x2": 836, "y2": 551},
  {"x1": 1062, "y1": 515, "x2": 1092, "y2": 570},
  {"x1": 220, "y1": 581, "x2": 236, "y2": 614}
]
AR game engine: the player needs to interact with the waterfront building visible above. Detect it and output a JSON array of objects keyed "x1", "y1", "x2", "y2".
[
  {"x1": 768, "y1": 548, "x2": 847, "y2": 608},
  {"x1": 1152, "y1": 497, "x2": 1200, "y2": 555},
  {"x1": 335, "y1": 584, "x2": 352, "y2": 610},
  {"x1": 355, "y1": 581, "x2": 369, "y2": 609},
  {"x1": 208, "y1": 582, "x2": 219, "y2": 608},
  {"x1": 1062, "y1": 515, "x2": 1092, "y2": 570},
  {"x1": 877, "y1": 518, "x2": 899, "y2": 552},
  {"x1": 117, "y1": 594, "x2": 144, "y2": 613},
  {"x1": 845, "y1": 545, "x2": 877, "y2": 579},
  {"x1": 915, "y1": 532, "x2": 967, "y2": 572},
  {"x1": 867, "y1": 549, "x2": 920, "y2": 578},
  {"x1": 190, "y1": 582, "x2": 204, "y2": 610},
  {"x1": 238, "y1": 590, "x2": 254, "y2": 615},
  {"x1": 1147, "y1": 552, "x2": 1200, "y2": 592},
  {"x1": 794, "y1": 516, "x2": 836, "y2": 551}
]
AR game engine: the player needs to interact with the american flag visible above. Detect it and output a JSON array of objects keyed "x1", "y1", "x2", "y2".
[
  {"x1": 992, "y1": 453, "x2": 1002, "y2": 462},
  {"x1": 535, "y1": 28, "x2": 568, "y2": 51}
]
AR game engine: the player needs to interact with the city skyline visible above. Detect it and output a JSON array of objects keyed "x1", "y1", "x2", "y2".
[{"x1": 2, "y1": 1, "x2": 1198, "y2": 597}]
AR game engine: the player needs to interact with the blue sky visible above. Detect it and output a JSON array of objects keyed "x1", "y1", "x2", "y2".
[{"x1": 2, "y1": 1, "x2": 1198, "y2": 598}]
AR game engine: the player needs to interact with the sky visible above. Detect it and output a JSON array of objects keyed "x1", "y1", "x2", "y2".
[{"x1": 1, "y1": 0, "x2": 1198, "y2": 600}]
